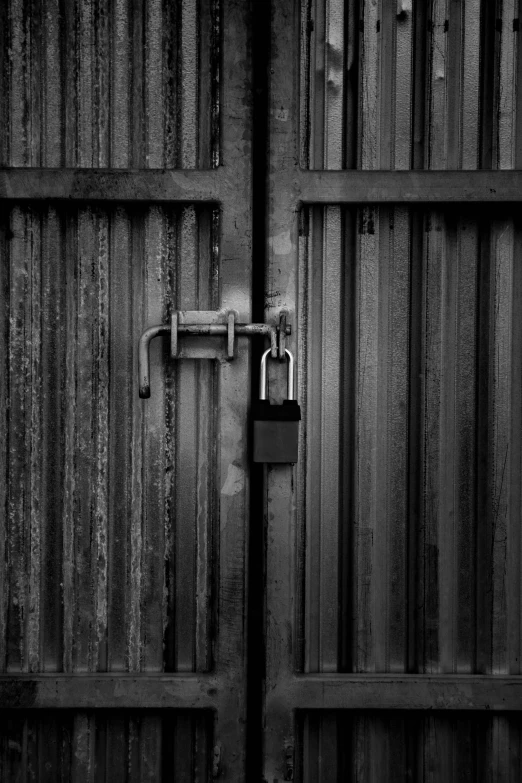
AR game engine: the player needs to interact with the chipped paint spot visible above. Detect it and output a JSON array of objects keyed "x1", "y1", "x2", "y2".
[
  {"x1": 221, "y1": 464, "x2": 244, "y2": 496},
  {"x1": 274, "y1": 106, "x2": 289, "y2": 121},
  {"x1": 269, "y1": 231, "x2": 293, "y2": 256}
]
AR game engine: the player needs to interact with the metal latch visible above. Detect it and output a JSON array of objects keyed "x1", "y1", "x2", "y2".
[{"x1": 138, "y1": 310, "x2": 291, "y2": 398}]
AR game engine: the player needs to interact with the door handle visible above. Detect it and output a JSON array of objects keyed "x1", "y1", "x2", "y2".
[{"x1": 138, "y1": 310, "x2": 291, "y2": 398}]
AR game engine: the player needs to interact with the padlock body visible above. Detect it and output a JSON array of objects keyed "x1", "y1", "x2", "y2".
[
  {"x1": 252, "y1": 400, "x2": 300, "y2": 463},
  {"x1": 253, "y1": 420, "x2": 299, "y2": 463}
]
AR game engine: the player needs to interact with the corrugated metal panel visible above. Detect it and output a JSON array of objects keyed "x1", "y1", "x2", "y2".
[
  {"x1": 0, "y1": 0, "x2": 220, "y2": 168},
  {"x1": 297, "y1": 711, "x2": 522, "y2": 783},
  {"x1": 298, "y1": 205, "x2": 522, "y2": 675},
  {"x1": 0, "y1": 203, "x2": 219, "y2": 674},
  {"x1": 300, "y1": 0, "x2": 522, "y2": 170},
  {"x1": 0, "y1": 710, "x2": 212, "y2": 781}
]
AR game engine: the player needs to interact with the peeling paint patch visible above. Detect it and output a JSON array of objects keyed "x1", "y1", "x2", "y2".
[
  {"x1": 221, "y1": 464, "x2": 244, "y2": 496},
  {"x1": 274, "y1": 106, "x2": 289, "y2": 121},
  {"x1": 269, "y1": 231, "x2": 293, "y2": 256}
]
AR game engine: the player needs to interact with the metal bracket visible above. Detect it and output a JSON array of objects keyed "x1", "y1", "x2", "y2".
[{"x1": 139, "y1": 310, "x2": 291, "y2": 398}]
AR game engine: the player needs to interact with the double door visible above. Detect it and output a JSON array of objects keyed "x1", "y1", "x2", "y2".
[{"x1": 2, "y1": 1, "x2": 522, "y2": 780}]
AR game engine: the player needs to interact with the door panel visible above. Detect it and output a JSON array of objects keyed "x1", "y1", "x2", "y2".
[
  {"x1": 297, "y1": 204, "x2": 522, "y2": 678},
  {"x1": 266, "y1": 1, "x2": 522, "y2": 780},
  {"x1": 297, "y1": 711, "x2": 522, "y2": 782},
  {"x1": 0, "y1": 710, "x2": 213, "y2": 782},
  {"x1": 1, "y1": 203, "x2": 219, "y2": 675},
  {"x1": 0, "y1": 1, "x2": 251, "y2": 780}
]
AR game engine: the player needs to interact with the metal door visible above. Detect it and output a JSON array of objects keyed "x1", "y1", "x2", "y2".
[
  {"x1": 265, "y1": 1, "x2": 522, "y2": 780},
  {"x1": 4, "y1": 2, "x2": 522, "y2": 781},
  {"x1": 0, "y1": 1, "x2": 251, "y2": 779}
]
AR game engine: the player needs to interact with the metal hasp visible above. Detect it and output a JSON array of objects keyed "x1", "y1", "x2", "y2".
[
  {"x1": 138, "y1": 310, "x2": 291, "y2": 398},
  {"x1": 253, "y1": 349, "x2": 301, "y2": 464}
]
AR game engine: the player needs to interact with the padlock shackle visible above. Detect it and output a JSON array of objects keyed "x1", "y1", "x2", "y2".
[{"x1": 259, "y1": 348, "x2": 294, "y2": 401}]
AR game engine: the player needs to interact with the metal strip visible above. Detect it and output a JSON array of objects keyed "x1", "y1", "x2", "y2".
[
  {"x1": 265, "y1": 0, "x2": 300, "y2": 778},
  {"x1": 210, "y1": 2, "x2": 252, "y2": 778},
  {"x1": 3, "y1": 169, "x2": 522, "y2": 204},
  {"x1": 0, "y1": 675, "x2": 222, "y2": 709},
  {"x1": 298, "y1": 170, "x2": 522, "y2": 203},
  {"x1": 270, "y1": 675, "x2": 522, "y2": 710},
  {"x1": 0, "y1": 169, "x2": 225, "y2": 202}
]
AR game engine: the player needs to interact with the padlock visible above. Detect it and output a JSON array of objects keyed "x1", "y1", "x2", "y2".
[{"x1": 252, "y1": 348, "x2": 301, "y2": 463}]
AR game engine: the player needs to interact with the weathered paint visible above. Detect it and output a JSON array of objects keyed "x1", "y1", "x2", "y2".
[
  {"x1": 300, "y1": 0, "x2": 521, "y2": 172},
  {"x1": 0, "y1": 204, "x2": 219, "y2": 676},
  {"x1": 0, "y1": 710, "x2": 213, "y2": 782},
  {"x1": 1, "y1": 0, "x2": 219, "y2": 169},
  {"x1": 298, "y1": 710, "x2": 522, "y2": 783}
]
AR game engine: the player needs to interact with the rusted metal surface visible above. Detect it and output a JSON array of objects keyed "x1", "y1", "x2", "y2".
[
  {"x1": 139, "y1": 311, "x2": 290, "y2": 395},
  {"x1": 5, "y1": 168, "x2": 522, "y2": 204},
  {"x1": 0, "y1": 169, "x2": 225, "y2": 202},
  {"x1": 300, "y1": 0, "x2": 522, "y2": 171},
  {"x1": 270, "y1": 674, "x2": 522, "y2": 711},
  {"x1": 0, "y1": 710, "x2": 212, "y2": 782},
  {"x1": 297, "y1": 169, "x2": 522, "y2": 203},
  {"x1": 266, "y1": 0, "x2": 522, "y2": 780},
  {"x1": 297, "y1": 711, "x2": 522, "y2": 783},
  {"x1": 0, "y1": 0, "x2": 219, "y2": 169},
  {"x1": 0, "y1": 675, "x2": 221, "y2": 710},
  {"x1": 0, "y1": 203, "x2": 219, "y2": 676}
]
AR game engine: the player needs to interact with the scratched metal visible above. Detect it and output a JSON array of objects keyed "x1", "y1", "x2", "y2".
[
  {"x1": 0, "y1": 0, "x2": 220, "y2": 168},
  {"x1": 297, "y1": 711, "x2": 522, "y2": 783},
  {"x1": 0, "y1": 710, "x2": 212, "y2": 782},
  {"x1": 0, "y1": 203, "x2": 218, "y2": 677},
  {"x1": 300, "y1": 0, "x2": 522, "y2": 170},
  {"x1": 299, "y1": 205, "x2": 522, "y2": 679}
]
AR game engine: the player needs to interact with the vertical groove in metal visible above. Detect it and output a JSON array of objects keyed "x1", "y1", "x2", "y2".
[
  {"x1": 394, "y1": 2, "x2": 414, "y2": 169},
  {"x1": 462, "y1": 0, "x2": 481, "y2": 168},
  {"x1": 324, "y1": 0, "x2": 344, "y2": 169},
  {"x1": 487, "y1": 215, "x2": 521, "y2": 675},
  {"x1": 359, "y1": 0, "x2": 380, "y2": 170},
  {"x1": 1, "y1": 0, "x2": 220, "y2": 168},
  {"x1": 181, "y1": 0, "x2": 198, "y2": 169},
  {"x1": 108, "y1": 206, "x2": 132, "y2": 673},
  {"x1": 0, "y1": 205, "x2": 217, "y2": 675},
  {"x1": 302, "y1": 206, "x2": 342, "y2": 674},
  {"x1": 420, "y1": 212, "x2": 480, "y2": 673},
  {"x1": 352, "y1": 206, "x2": 411, "y2": 673},
  {"x1": 142, "y1": 206, "x2": 168, "y2": 673},
  {"x1": 497, "y1": 0, "x2": 519, "y2": 169},
  {"x1": 427, "y1": 0, "x2": 450, "y2": 169},
  {"x1": 28, "y1": 207, "x2": 42, "y2": 674},
  {"x1": 300, "y1": 0, "x2": 522, "y2": 170},
  {"x1": 175, "y1": 207, "x2": 199, "y2": 672}
]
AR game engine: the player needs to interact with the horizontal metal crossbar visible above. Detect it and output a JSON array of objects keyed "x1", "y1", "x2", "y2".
[
  {"x1": 0, "y1": 675, "x2": 521, "y2": 713},
  {"x1": 0, "y1": 674, "x2": 221, "y2": 710},
  {"x1": 1, "y1": 168, "x2": 522, "y2": 204},
  {"x1": 297, "y1": 169, "x2": 522, "y2": 203},
  {"x1": 270, "y1": 675, "x2": 522, "y2": 711},
  {"x1": 0, "y1": 168, "x2": 224, "y2": 203}
]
